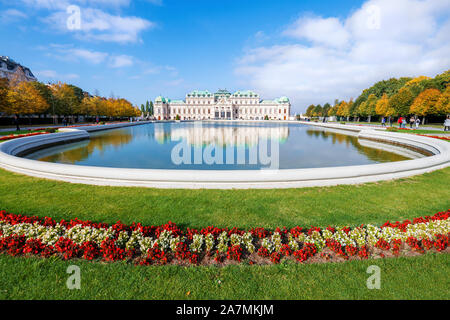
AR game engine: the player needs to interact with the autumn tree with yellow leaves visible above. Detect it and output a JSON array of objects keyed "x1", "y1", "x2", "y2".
[
  {"x1": 375, "y1": 93, "x2": 394, "y2": 119},
  {"x1": 410, "y1": 88, "x2": 442, "y2": 123},
  {"x1": 5, "y1": 81, "x2": 49, "y2": 116},
  {"x1": 436, "y1": 86, "x2": 450, "y2": 115}
]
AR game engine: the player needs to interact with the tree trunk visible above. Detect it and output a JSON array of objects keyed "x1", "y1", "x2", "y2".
[
  {"x1": 368, "y1": 115, "x2": 371, "y2": 123},
  {"x1": 422, "y1": 116, "x2": 426, "y2": 125}
]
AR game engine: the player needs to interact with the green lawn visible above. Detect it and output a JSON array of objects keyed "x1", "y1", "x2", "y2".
[
  {"x1": 383, "y1": 128, "x2": 450, "y2": 135},
  {"x1": 0, "y1": 167, "x2": 449, "y2": 300},
  {"x1": 0, "y1": 168, "x2": 449, "y2": 229},
  {"x1": 0, "y1": 253, "x2": 448, "y2": 300},
  {"x1": 328, "y1": 121, "x2": 446, "y2": 129}
]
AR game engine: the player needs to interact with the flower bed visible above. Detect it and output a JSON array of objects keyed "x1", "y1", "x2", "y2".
[
  {"x1": 0, "y1": 210, "x2": 448, "y2": 266},
  {"x1": 0, "y1": 132, "x2": 50, "y2": 141},
  {"x1": 416, "y1": 134, "x2": 450, "y2": 141}
]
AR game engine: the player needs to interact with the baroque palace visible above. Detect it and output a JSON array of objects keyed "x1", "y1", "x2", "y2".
[{"x1": 154, "y1": 89, "x2": 291, "y2": 120}]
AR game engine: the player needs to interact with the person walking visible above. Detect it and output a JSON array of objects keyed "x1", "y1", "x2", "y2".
[
  {"x1": 415, "y1": 118, "x2": 420, "y2": 129},
  {"x1": 381, "y1": 117, "x2": 386, "y2": 127},
  {"x1": 402, "y1": 117, "x2": 407, "y2": 129},
  {"x1": 409, "y1": 117, "x2": 415, "y2": 128},
  {"x1": 444, "y1": 116, "x2": 450, "y2": 132},
  {"x1": 13, "y1": 115, "x2": 20, "y2": 131},
  {"x1": 397, "y1": 116, "x2": 403, "y2": 128}
]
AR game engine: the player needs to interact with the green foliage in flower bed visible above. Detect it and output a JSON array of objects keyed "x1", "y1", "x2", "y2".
[
  {"x1": 0, "y1": 168, "x2": 449, "y2": 230},
  {"x1": 0, "y1": 253, "x2": 448, "y2": 299}
]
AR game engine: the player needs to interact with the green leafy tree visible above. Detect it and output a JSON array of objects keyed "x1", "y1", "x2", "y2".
[
  {"x1": 358, "y1": 94, "x2": 377, "y2": 122},
  {"x1": 313, "y1": 104, "x2": 323, "y2": 117},
  {"x1": 388, "y1": 87, "x2": 414, "y2": 117},
  {"x1": 149, "y1": 101, "x2": 154, "y2": 116},
  {"x1": 305, "y1": 104, "x2": 315, "y2": 117},
  {"x1": 322, "y1": 103, "x2": 331, "y2": 118},
  {"x1": 353, "y1": 77, "x2": 412, "y2": 112}
]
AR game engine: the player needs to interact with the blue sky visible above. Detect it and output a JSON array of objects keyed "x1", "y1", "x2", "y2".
[{"x1": 0, "y1": 0, "x2": 449, "y2": 113}]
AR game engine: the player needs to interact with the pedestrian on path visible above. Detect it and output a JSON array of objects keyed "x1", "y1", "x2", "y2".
[
  {"x1": 13, "y1": 115, "x2": 20, "y2": 131},
  {"x1": 444, "y1": 116, "x2": 450, "y2": 132}
]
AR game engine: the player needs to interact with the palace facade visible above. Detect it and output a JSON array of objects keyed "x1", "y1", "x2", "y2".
[{"x1": 154, "y1": 89, "x2": 291, "y2": 120}]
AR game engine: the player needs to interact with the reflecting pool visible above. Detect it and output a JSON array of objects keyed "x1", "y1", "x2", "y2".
[{"x1": 24, "y1": 122, "x2": 420, "y2": 170}]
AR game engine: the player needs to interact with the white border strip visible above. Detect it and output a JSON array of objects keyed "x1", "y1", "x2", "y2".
[{"x1": 0, "y1": 121, "x2": 449, "y2": 189}]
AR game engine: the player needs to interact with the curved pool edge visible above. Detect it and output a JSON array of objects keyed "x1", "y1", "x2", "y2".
[{"x1": 0, "y1": 121, "x2": 449, "y2": 189}]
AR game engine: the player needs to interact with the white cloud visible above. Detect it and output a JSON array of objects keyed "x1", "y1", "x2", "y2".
[
  {"x1": 70, "y1": 48, "x2": 108, "y2": 64},
  {"x1": 283, "y1": 16, "x2": 350, "y2": 48},
  {"x1": 235, "y1": 0, "x2": 450, "y2": 113},
  {"x1": 36, "y1": 70, "x2": 79, "y2": 80},
  {"x1": 45, "y1": 8, "x2": 154, "y2": 43},
  {"x1": 0, "y1": 9, "x2": 27, "y2": 23},
  {"x1": 44, "y1": 45, "x2": 108, "y2": 64},
  {"x1": 19, "y1": 0, "x2": 155, "y2": 43},
  {"x1": 109, "y1": 55, "x2": 134, "y2": 68},
  {"x1": 21, "y1": 0, "x2": 132, "y2": 9},
  {"x1": 42, "y1": 45, "x2": 136, "y2": 68}
]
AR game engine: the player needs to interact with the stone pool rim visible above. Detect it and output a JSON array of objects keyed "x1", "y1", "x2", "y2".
[{"x1": 0, "y1": 120, "x2": 448, "y2": 189}]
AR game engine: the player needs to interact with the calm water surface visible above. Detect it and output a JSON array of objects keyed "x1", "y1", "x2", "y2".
[{"x1": 25, "y1": 122, "x2": 414, "y2": 170}]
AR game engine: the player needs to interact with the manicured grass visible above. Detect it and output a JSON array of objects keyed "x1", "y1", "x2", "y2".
[
  {"x1": 0, "y1": 168, "x2": 449, "y2": 230},
  {"x1": 0, "y1": 252, "x2": 448, "y2": 300},
  {"x1": 0, "y1": 167, "x2": 448, "y2": 300},
  {"x1": 328, "y1": 121, "x2": 446, "y2": 128},
  {"x1": 383, "y1": 128, "x2": 450, "y2": 135}
]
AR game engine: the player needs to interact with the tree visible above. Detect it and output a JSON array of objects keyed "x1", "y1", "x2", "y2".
[
  {"x1": 313, "y1": 104, "x2": 323, "y2": 117},
  {"x1": 0, "y1": 78, "x2": 10, "y2": 113},
  {"x1": 149, "y1": 101, "x2": 154, "y2": 116},
  {"x1": 328, "y1": 104, "x2": 338, "y2": 117},
  {"x1": 375, "y1": 93, "x2": 394, "y2": 118},
  {"x1": 436, "y1": 86, "x2": 450, "y2": 115},
  {"x1": 388, "y1": 87, "x2": 414, "y2": 117},
  {"x1": 353, "y1": 77, "x2": 412, "y2": 112},
  {"x1": 305, "y1": 104, "x2": 315, "y2": 117},
  {"x1": 337, "y1": 101, "x2": 350, "y2": 121},
  {"x1": 6, "y1": 81, "x2": 49, "y2": 116},
  {"x1": 51, "y1": 82, "x2": 80, "y2": 116},
  {"x1": 145, "y1": 101, "x2": 150, "y2": 117},
  {"x1": 322, "y1": 103, "x2": 331, "y2": 118},
  {"x1": 30, "y1": 82, "x2": 54, "y2": 115},
  {"x1": 410, "y1": 88, "x2": 442, "y2": 123},
  {"x1": 358, "y1": 94, "x2": 377, "y2": 122}
]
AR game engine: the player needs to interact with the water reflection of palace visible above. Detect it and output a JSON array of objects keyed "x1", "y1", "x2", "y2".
[
  {"x1": 38, "y1": 129, "x2": 133, "y2": 163},
  {"x1": 154, "y1": 124, "x2": 290, "y2": 147}
]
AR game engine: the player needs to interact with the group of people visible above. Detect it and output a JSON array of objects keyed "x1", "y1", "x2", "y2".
[
  {"x1": 381, "y1": 116, "x2": 420, "y2": 128},
  {"x1": 380, "y1": 116, "x2": 450, "y2": 131},
  {"x1": 397, "y1": 116, "x2": 421, "y2": 129}
]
